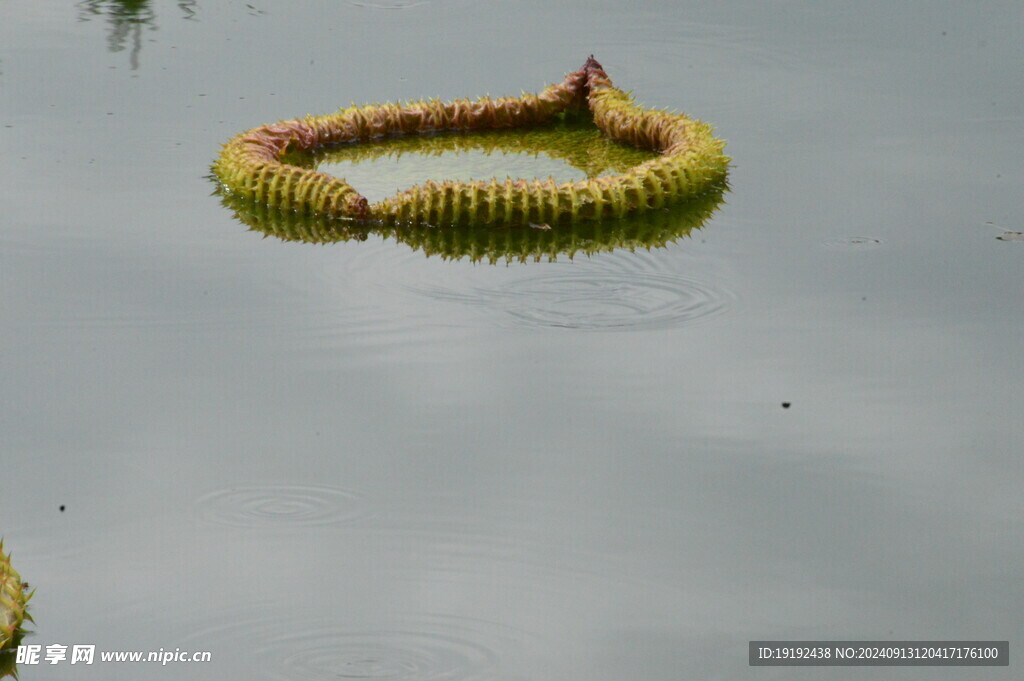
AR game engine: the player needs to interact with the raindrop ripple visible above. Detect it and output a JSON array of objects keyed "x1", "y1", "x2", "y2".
[
  {"x1": 194, "y1": 484, "x2": 371, "y2": 528},
  {"x1": 183, "y1": 612, "x2": 515, "y2": 681},
  {"x1": 412, "y1": 250, "x2": 733, "y2": 331},
  {"x1": 279, "y1": 627, "x2": 500, "y2": 681}
]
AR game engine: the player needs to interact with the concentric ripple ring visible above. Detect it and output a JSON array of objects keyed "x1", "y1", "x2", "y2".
[{"x1": 194, "y1": 484, "x2": 371, "y2": 528}]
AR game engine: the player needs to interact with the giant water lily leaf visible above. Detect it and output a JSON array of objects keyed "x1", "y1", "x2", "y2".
[
  {"x1": 217, "y1": 116, "x2": 727, "y2": 263},
  {"x1": 213, "y1": 56, "x2": 729, "y2": 229}
]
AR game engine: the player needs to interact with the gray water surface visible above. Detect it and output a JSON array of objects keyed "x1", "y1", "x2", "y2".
[{"x1": 2, "y1": 2, "x2": 1021, "y2": 680}]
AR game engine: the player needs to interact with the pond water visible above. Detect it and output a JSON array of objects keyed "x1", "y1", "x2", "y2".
[{"x1": 2, "y1": 1, "x2": 1021, "y2": 680}]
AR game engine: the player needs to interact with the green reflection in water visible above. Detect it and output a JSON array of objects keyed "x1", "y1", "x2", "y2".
[
  {"x1": 218, "y1": 119, "x2": 727, "y2": 263},
  {"x1": 77, "y1": 1, "x2": 198, "y2": 69},
  {"x1": 0, "y1": 628, "x2": 23, "y2": 679}
]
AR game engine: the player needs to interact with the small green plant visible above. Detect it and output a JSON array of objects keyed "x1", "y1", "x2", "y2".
[{"x1": 0, "y1": 540, "x2": 32, "y2": 678}]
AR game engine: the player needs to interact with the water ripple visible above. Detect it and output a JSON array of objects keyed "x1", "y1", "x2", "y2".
[
  {"x1": 347, "y1": 0, "x2": 429, "y2": 9},
  {"x1": 278, "y1": 626, "x2": 500, "y2": 680},
  {"x1": 411, "y1": 250, "x2": 733, "y2": 331},
  {"x1": 822, "y1": 236, "x2": 883, "y2": 250},
  {"x1": 194, "y1": 484, "x2": 371, "y2": 528},
  {"x1": 184, "y1": 612, "x2": 518, "y2": 681}
]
